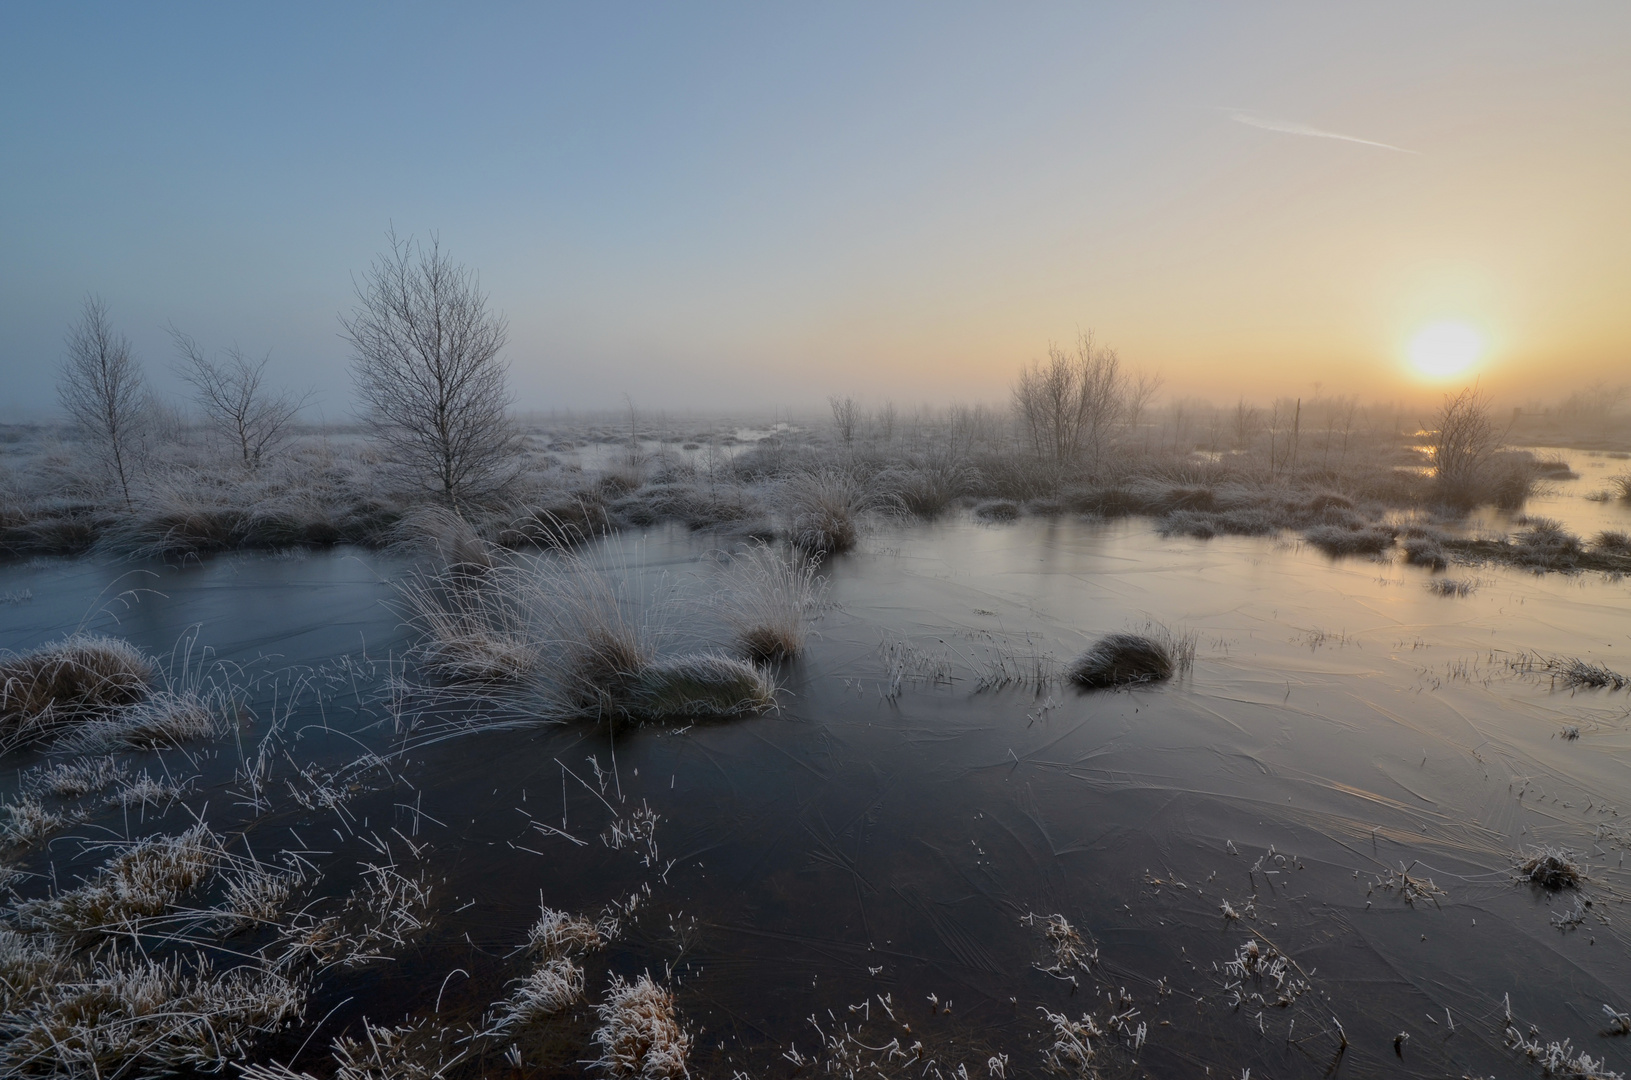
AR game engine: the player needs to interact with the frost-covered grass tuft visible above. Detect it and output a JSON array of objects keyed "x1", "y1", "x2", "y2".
[
  {"x1": 717, "y1": 542, "x2": 826, "y2": 662},
  {"x1": 592, "y1": 973, "x2": 692, "y2": 1079},
  {"x1": 1515, "y1": 846, "x2": 1584, "y2": 891},
  {"x1": 0, "y1": 634, "x2": 154, "y2": 749}
]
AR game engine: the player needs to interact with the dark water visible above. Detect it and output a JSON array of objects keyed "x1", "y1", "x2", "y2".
[{"x1": 2, "y1": 511, "x2": 1629, "y2": 1078}]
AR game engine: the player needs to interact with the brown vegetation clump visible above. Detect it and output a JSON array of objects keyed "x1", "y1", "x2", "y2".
[
  {"x1": 592, "y1": 974, "x2": 692, "y2": 1080},
  {"x1": 1302, "y1": 523, "x2": 1395, "y2": 556},
  {"x1": 0, "y1": 949, "x2": 304, "y2": 1077},
  {"x1": 1515, "y1": 846, "x2": 1584, "y2": 891},
  {"x1": 0, "y1": 634, "x2": 154, "y2": 749},
  {"x1": 784, "y1": 468, "x2": 898, "y2": 555},
  {"x1": 1068, "y1": 629, "x2": 1192, "y2": 689},
  {"x1": 19, "y1": 823, "x2": 221, "y2": 936},
  {"x1": 627, "y1": 654, "x2": 777, "y2": 722}
]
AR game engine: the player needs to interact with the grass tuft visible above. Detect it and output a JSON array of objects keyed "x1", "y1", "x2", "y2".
[
  {"x1": 627, "y1": 654, "x2": 777, "y2": 722},
  {"x1": 0, "y1": 634, "x2": 154, "y2": 750},
  {"x1": 0, "y1": 950, "x2": 304, "y2": 1076},
  {"x1": 1068, "y1": 627, "x2": 1193, "y2": 689},
  {"x1": 1515, "y1": 846, "x2": 1584, "y2": 891},
  {"x1": 592, "y1": 973, "x2": 691, "y2": 1080},
  {"x1": 717, "y1": 543, "x2": 827, "y2": 662},
  {"x1": 19, "y1": 823, "x2": 220, "y2": 936}
]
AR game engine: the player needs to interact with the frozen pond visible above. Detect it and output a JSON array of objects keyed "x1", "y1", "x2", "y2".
[{"x1": 2, "y1": 504, "x2": 1629, "y2": 1077}]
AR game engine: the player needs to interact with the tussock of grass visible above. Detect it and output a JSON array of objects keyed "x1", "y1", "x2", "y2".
[
  {"x1": 1303, "y1": 523, "x2": 1395, "y2": 556},
  {"x1": 215, "y1": 862, "x2": 305, "y2": 933},
  {"x1": 592, "y1": 973, "x2": 691, "y2": 1080},
  {"x1": 628, "y1": 654, "x2": 777, "y2": 722},
  {"x1": 783, "y1": 469, "x2": 897, "y2": 555},
  {"x1": 1515, "y1": 846, "x2": 1584, "y2": 891},
  {"x1": 1022, "y1": 912, "x2": 1097, "y2": 974},
  {"x1": 66, "y1": 687, "x2": 224, "y2": 750},
  {"x1": 275, "y1": 860, "x2": 433, "y2": 971},
  {"x1": 395, "y1": 566, "x2": 537, "y2": 682},
  {"x1": 717, "y1": 543, "x2": 826, "y2": 662},
  {"x1": 1402, "y1": 535, "x2": 1449, "y2": 570},
  {"x1": 390, "y1": 503, "x2": 496, "y2": 571},
  {"x1": 109, "y1": 769, "x2": 190, "y2": 808},
  {"x1": 330, "y1": 1018, "x2": 466, "y2": 1080},
  {"x1": 0, "y1": 949, "x2": 305, "y2": 1077},
  {"x1": 0, "y1": 795, "x2": 75, "y2": 847},
  {"x1": 489, "y1": 905, "x2": 609, "y2": 1031},
  {"x1": 25, "y1": 755, "x2": 127, "y2": 798},
  {"x1": 19, "y1": 823, "x2": 221, "y2": 936},
  {"x1": 527, "y1": 905, "x2": 606, "y2": 958},
  {"x1": 1425, "y1": 577, "x2": 1477, "y2": 597},
  {"x1": 1068, "y1": 627, "x2": 1193, "y2": 689},
  {"x1": 1595, "y1": 530, "x2": 1631, "y2": 556},
  {"x1": 0, "y1": 634, "x2": 154, "y2": 750},
  {"x1": 1509, "y1": 652, "x2": 1630, "y2": 691},
  {"x1": 0, "y1": 929, "x2": 71, "y2": 1013},
  {"x1": 975, "y1": 499, "x2": 1021, "y2": 522}
]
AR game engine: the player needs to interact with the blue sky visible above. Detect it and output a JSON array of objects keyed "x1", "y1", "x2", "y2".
[{"x1": 3, "y1": 3, "x2": 1628, "y2": 417}]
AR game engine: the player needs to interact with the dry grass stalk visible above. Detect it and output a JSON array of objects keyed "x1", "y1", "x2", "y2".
[
  {"x1": 592, "y1": 974, "x2": 691, "y2": 1079},
  {"x1": 1022, "y1": 912, "x2": 1097, "y2": 974},
  {"x1": 276, "y1": 860, "x2": 432, "y2": 971},
  {"x1": 0, "y1": 634, "x2": 154, "y2": 750}
]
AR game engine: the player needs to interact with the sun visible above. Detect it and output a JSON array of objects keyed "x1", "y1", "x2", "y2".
[{"x1": 1408, "y1": 321, "x2": 1484, "y2": 379}]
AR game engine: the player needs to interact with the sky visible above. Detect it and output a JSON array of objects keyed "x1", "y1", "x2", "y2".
[{"x1": 2, "y1": 3, "x2": 1628, "y2": 418}]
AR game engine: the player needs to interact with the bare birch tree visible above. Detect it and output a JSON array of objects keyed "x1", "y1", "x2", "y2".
[
  {"x1": 1012, "y1": 331, "x2": 1136, "y2": 467},
  {"x1": 58, "y1": 296, "x2": 146, "y2": 509},
  {"x1": 342, "y1": 231, "x2": 516, "y2": 505},
  {"x1": 168, "y1": 326, "x2": 308, "y2": 469},
  {"x1": 1429, "y1": 386, "x2": 1498, "y2": 502},
  {"x1": 829, "y1": 395, "x2": 859, "y2": 450}
]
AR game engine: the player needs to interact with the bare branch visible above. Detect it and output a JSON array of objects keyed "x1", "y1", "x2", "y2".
[{"x1": 168, "y1": 325, "x2": 308, "y2": 469}]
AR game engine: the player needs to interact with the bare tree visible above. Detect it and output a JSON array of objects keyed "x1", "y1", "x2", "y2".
[
  {"x1": 1012, "y1": 331, "x2": 1133, "y2": 467},
  {"x1": 829, "y1": 395, "x2": 859, "y2": 450},
  {"x1": 1429, "y1": 386, "x2": 1499, "y2": 502},
  {"x1": 58, "y1": 296, "x2": 146, "y2": 509},
  {"x1": 342, "y1": 231, "x2": 516, "y2": 505},
  {"x1": 168, "y1": 326, "x2": 308, "y2": 469}
]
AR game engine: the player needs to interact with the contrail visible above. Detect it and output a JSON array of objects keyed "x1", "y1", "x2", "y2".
[{"x1": 1225, "y1": 108, "x2": 1418, "y2": 154}]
